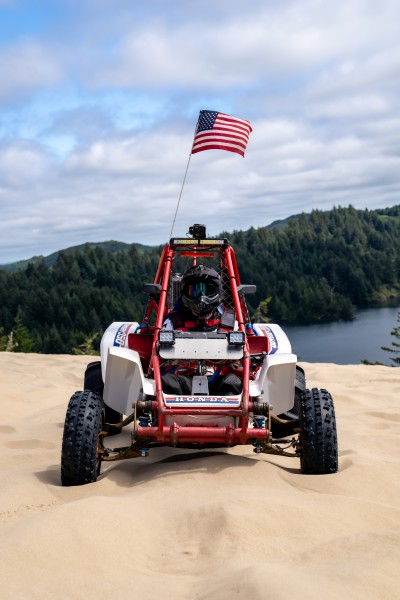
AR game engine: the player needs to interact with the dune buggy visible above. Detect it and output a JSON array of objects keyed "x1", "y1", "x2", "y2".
[{"x1": 61, "y1": 224, "x2": 338, "y2": 486}]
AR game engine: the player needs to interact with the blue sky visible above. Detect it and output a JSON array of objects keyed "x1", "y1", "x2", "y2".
[{"x1": 0, "y1": 0, "x2": 399, "y2": 263}]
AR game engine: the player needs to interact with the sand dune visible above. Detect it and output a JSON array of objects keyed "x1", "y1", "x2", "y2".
[{"x1": 1, "y1": 353, "x2": 399, "y2": 599}]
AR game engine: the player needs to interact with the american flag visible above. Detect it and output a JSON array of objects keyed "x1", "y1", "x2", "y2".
[{"x1": 192, "y1": 110, "x2": 252, "y2": 157}]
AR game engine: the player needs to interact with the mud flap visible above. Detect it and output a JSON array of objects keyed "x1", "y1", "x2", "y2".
[{"x1": 103, "y1": 347, "x2": 155, "y2": 415}]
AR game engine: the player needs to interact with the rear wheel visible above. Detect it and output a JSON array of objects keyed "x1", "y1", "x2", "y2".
[
  {"x1": 290, "y1": 365, "x2": 306, "y2": 419},
  {"x1": 61, "y1": 390, "x2": 104, "y2": 486},
  {"x1": 84, "y1": 361, "x2": 122, "y2": 436},
  {"x1": 298, "y1": 388, "x2": 338, "y2": 474}
]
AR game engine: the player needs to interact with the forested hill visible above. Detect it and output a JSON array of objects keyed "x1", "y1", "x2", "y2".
[
  {"x1": 226, "y1": 204, "x2": 400, "y2": 323},
  {"x1": 0, "y1": 240, "x2": 154, "y2": 273},
  {"x1": 1, "y1": 204, "x2": 399, "y2": 354}
]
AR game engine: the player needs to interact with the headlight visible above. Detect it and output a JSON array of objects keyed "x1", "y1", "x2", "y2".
[
  {"x1": 227, "y1": 331, "x2": 245, "y2": 346},
  {"x1": 158, "y1": 330, "x2": 175, "y2": 346}
]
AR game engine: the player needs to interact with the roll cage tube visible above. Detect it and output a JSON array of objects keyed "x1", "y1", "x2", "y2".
[
  {"x1": 145, "y1": 239, "x2": 252, "y2": 441},
  {"x1": 225, "y1": 246, "x2": 250, "y2": 434},
  {"x1": 150, "y1": 245, "x2": 174, "y2": 435},
  {"x1": 153, "y1": 244, "x2": 169, "y2": 287},
  {"x1": 154, "y1": 246, "x2": 174, "y2": 333}
]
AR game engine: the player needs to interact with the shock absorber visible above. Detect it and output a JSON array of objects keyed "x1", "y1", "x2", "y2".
[
  {"x1": 253, "y1": 416, "x2": 266, "y2": 453},
  {"x1": 253, "y1": 416, "x2": 265, "y2": 429},
  {"x1": 138, "y1": 414, "x2": 151, "y2": 457},
  {"x1": 138, "y1": 414, "x2": 151, "y2": 427}
]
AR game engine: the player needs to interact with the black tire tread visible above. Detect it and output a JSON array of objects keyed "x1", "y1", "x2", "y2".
[
  {"x1": 84, "y1": 361, "x2": 122, "y2": 433},
  {"x1": 299, "y1": 387, "x2": 338, "y2": 474},
  {"x1": 61, "y1": 390, "x2": 103, "y2": 486},
  {"x1": 84, "y1": 361, "x2": 104, "y2": 394},
  {"x1": 273, "y1": 365, "x2": 306, "y2": 437},
  {"x1": 295, "y1": 365, "x2": 306, "y2": 392}
]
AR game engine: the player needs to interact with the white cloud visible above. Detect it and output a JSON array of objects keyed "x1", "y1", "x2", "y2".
[
  {"x1": 0, "y1": 39, "x2": 61, "y2": 102},
  {"x1": 0, "y1": 140, "x2": 50, "y2": 186},
  {"x1": 2, "y1": 106, "x2": 398, "y2": 263},
  {"x1": 82, "y1": 0, "x2": 400, "y2": 90},
  {"x1": 0, "y1": 0, "x2": 399, "y2": 262}
]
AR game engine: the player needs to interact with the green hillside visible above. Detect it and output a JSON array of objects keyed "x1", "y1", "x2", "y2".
[
  {"x1": 1, "y1": 240, "x2": 154, "y2": 273},
  {"x1": 0, "y1": 204, "x2": 399, "y2": 354}
]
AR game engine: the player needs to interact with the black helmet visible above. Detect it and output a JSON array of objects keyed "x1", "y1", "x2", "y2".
[{"x1": 181, "y1": 264, "x2": 222, "y2": 317}]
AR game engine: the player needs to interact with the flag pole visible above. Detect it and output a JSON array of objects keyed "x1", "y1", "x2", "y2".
[
  {"x1": 169, "y1": 150, "x2": 192, "y2": 240},
  {"x1": 169, "y1": 116, "x2": 199, "y2": 240},
  {"x1": 168, "y1": 110, "x2": 252, "y2": 240}
]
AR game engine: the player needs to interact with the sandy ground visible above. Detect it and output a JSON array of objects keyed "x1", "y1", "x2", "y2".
[{"x1": 0, "y1": 352, "x2": 400, "y2": 600}]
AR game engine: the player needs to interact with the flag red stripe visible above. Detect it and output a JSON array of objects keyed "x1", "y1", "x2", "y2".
[
  {"x1": 211, "y1": 126, "x2": 250, "y2": 139},
  {"x1": 194, "y1": 131, "x2": 249, "y2": 145},
  {"x1": 215, "y1": 120, "x2": 252, "y2": 134},
  {"x1": 194, "y1": 127, "x2": 250, "y2": 142},
  {"x1": 215, "y1": 121, "x2": 251, "y2": 135},
  {"x1": 193, "y1": 141, "x2": 247, "y2": 153},
  {"x1": 192, "y1": 139, "x2": 247, "y2": 152},
  {"x1": 216, "y1": 113, "x2": 252, "y2": 131},
  {"x1": 192, "y1": 144, "x2": 245, "y2": 157}
]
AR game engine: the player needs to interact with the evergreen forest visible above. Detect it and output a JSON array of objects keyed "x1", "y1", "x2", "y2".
[{"x1": 1, "y1": 204, "x2": 399, "y2": 354}]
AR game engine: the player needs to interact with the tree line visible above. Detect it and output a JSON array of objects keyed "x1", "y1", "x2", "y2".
[
  {"x1": 0, "y1": 204, "x2": 399, "y2": 354},
  {"x1": 0, "y1": 244, "x2": 161, "y2": 353}
]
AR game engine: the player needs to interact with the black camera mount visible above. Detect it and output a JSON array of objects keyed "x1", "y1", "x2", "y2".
[{"x1": 188, "y1": 224, "x2": 206, "y2": 239}]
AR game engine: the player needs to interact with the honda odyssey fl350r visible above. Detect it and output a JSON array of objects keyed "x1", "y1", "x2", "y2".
[{"x1": 61, "y1": 224, "x2": 338, "y2": 485}]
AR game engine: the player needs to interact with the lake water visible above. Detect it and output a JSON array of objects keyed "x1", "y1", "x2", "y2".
[{"x1": 281, "y1": 306, "x2": 400, "y2": 365}]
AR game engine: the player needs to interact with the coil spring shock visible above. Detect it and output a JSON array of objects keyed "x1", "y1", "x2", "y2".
[{"x1": 138, "y1": 414, "x2": 151, "y2": 456}]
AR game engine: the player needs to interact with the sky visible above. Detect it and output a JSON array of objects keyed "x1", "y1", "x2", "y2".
[{"x1": 0, "y1": 0, "x2": 399, "y2": 263}]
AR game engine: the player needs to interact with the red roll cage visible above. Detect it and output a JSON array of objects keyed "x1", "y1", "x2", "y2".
[{"x1": 124, "y1": 234, "x2": 271, "y2": 447}]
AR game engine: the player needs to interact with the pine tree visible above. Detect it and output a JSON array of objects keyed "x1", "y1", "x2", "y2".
[
  {"x1": 253, "y1": 297, "x2": 271, "y2": 323},
  {"x1": 72, "y1": 332, "x2": 100, "y2": 355},
  {"x1": 12, "y1": 310, "x2": 35, "y2": 352},
  {"x1": 0, "y1": 326, "x2": 7, "y2": 350},
  {"x1": 6, "y1": 332, "x2": 15, "y2": 352},
  {"x1": 381, "y1": 311, "x2": 400, "y2": 365}
]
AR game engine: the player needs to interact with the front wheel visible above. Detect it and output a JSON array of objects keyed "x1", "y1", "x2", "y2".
[
  {"x1": 61, "y1": 390, "x2": 104, "y2": 486},
  {"x1": 298, "y1": 388, "x2": 338, "y2": 474}
]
